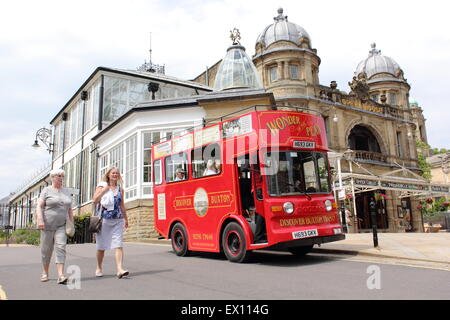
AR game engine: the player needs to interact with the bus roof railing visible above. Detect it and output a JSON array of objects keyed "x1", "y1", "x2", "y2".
[{"x1": 150, "y1": 105, "x2": 324, "y2": 147}]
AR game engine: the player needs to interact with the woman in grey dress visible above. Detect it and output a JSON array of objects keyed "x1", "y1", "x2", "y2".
[
  {"x1": 92, "y1": 167, "x2": 129, "y2": 279},
  {"x1": 36, "y1": 169, "x2": 74, "y2": 284}
]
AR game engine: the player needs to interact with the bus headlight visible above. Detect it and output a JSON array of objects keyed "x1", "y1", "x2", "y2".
[
  {"x1": 283, "y1": 202, "x2": 294, "y2": 214},
  {"x1": 325, "y1": 200, "x2": 332, "y2": 211}
]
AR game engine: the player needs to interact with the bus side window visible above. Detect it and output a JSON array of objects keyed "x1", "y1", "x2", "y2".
[
  {"x1": 153, "y1": 159, "x2": 162, "y2": 185},
  {"x1": 192, "y1": 143, "x2": 221, "y2": 178},
  {"x1": 166, "y1": 152, "x2": 188, "y2": 183}
]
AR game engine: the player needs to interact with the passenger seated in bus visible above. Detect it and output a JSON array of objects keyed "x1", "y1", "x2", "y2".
[
  {"x1": 203, "y1": 159, "x2": 218, "y2": 176},
  {"x1": 174, "y1": 168, "x2": 186, "y2": 181}
]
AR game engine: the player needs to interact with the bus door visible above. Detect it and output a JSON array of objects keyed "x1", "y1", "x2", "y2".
[{"x1": 237, "y1": 153, "x2": 267, "y2": 243}]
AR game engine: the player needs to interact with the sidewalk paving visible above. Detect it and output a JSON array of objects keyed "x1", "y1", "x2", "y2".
[{"x1": 315, "y1": 232, "x2": 450, "y2": 265}]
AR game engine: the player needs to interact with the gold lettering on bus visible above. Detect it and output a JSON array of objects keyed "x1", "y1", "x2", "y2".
[
  {"x1": 175, "y1": 198, "x2": 192, "y2": 207},
  {"x1": 305, "y1": 124, "x2": 321, "y2": 137},
  {"x1": 279, "y1": 215, "x2": 336, "y2": 227},
  {"x1": 266, "y1": 116, "x2": 302, "y2": 133},
  {"x1": 210, "y1": 194, "x2": 231, "y2": 205}
]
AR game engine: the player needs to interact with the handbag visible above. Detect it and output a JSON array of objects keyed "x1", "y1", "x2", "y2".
[
  {"x1": 88, "y1": 203, "x2": 103, "y2": 233},
  {"x1": 65, "y1": 215, "x2": 75, "y2": 237}
]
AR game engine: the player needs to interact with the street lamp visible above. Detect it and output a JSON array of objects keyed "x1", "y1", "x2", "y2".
[
  {"x1": 343, "y1": 149, "x2": 357, "y2": 233},
  {"x1": 32, "y1": 127, "x2": 53, "y2": 153}
]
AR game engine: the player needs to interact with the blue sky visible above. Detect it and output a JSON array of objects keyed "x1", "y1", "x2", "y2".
[{"x1": 1, "y1": 0, "x2": 449, "y2": 198}]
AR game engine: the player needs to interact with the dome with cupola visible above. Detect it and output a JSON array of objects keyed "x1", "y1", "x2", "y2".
[
  {"x1": 355, "y1": 43, "x2": 405, "y2": 82},
  {"x1": 256, "y1": 8, "x2": 312, "y2": 50},
  {"x1": 214, "y1": 29, "x2": 263, "y2": 91}
]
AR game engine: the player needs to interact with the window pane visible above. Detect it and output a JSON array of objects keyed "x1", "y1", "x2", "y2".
[
  {"x1": 290, "y1": 64, "x2": 299, "y2": 79},
  {"x1": 270, "y1": 67, "x2": 277, "y2": 82},
  {"x1": 154, "y1": 160, "x2": 162, "y2": 185},
  {"x1": 165, "y1": 153, "x2": 188, "y2": 183},
  {"x1": 192, "y1": 144, "x2": 221, "y2": 178}
]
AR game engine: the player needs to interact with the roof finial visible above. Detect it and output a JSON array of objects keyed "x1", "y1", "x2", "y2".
[
  {"x1": 230, "y1": 28, "x2": 241, "y2": 45},
  {"x1": 369, "y1": 43, "x2": 381, "y2": 56},
  {"x1": 274, "y1": 8, "x2": 287, "y2": 21}
]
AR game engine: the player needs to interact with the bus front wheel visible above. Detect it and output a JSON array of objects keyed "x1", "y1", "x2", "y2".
[
  {"x1": 222, "y1": 222, "x2": 251, "y2": 263},
  {"x1": 288, "y1": 245, "x2": 313, "y2": 256},
  {"x1": 171, "y1": 223, "x2": 190, "y2": 257}
]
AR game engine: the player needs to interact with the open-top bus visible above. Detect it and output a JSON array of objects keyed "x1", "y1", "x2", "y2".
[{"x1": 152, "y1": 106, "x2": 345, "y2": 262}]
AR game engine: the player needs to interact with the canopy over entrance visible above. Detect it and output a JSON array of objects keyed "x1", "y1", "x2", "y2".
[{"x1": 330, "y1": 151, "x2": 450, "y2": 199}]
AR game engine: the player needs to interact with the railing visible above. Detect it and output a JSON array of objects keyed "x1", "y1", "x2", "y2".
[{"x1": 354, "y1": 151, "x2": 387, "y2": 163}]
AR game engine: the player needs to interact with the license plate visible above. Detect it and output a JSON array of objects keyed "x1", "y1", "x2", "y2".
[{"x1": 292, "y1": 229, "x2": 318, "y2": 239}]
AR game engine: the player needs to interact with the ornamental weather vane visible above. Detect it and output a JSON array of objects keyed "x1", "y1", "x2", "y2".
[{"x1": 230, "y1": 28, "x2": 241, "y2": 45}]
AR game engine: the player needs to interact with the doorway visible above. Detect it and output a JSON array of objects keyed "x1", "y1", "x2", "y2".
[{"x1": 355, "y1": 190, "x2": 389, "y2": 230}]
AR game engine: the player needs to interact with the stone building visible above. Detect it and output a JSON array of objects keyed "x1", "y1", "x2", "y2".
[{"x1": 194, "y1": 8, "x2": 449, "y2": 232}]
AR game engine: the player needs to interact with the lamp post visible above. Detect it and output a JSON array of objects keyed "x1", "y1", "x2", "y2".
[
  {"x1": 32, "y1": 127, "x2": 54, "y2": 154},
  {"x1": 369, "y1": 197, "x2": 379, "y2": 247},
  {"x1": 148, "y1": 82, "x2": 160, "y2": 100}
]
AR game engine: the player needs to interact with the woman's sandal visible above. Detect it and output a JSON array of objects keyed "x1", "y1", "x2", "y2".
[
  {"x1": 117, "y1": 270, "x2": 129, "y2": 279},
  {"x1": 40, "y1": 273, "x2": 49, "y2": 282},
  {"x1": 57, "y1": 276, "x2": 68, "y2": 285}
]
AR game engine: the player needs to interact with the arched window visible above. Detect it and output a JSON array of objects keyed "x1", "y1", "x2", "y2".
[{"x1": 348, "y1": 125, "x2": 381, "y2": 153}]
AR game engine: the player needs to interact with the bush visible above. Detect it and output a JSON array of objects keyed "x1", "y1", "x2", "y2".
[
  {"x1": 68, "y1": 213, "x2": 92, "y2": 244},
  {"x1": 0, "y1": 230, "x2": 7, "y2": 242},
  {"x1": 10, "y1": 228, "x2": 40, "y2": 246}
]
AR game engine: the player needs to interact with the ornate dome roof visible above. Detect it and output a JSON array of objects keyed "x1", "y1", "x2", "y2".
[
  {"x1": 256, "y1": 8, "x2": 312, "y2": 49},
  {"x1": 355, "y1": 43, "x2": 404, "y2": 80},
  {"x1": 214, "y1": 30, "x2": 263, "y2": 91},
  {"x1": 409, "y1": 97, "x2": 419, "y2": 107}
]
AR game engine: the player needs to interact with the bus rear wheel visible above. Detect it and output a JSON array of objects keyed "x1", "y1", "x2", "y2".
[
  {"x1": 288, "y1": 245, "x2": 313, "y2": 256},
  {"x1": 171, "y1": 223, "x2": 190, "y2": 257},
  {"x1": 222, "y1": 222, "x2": 251, "y2": 263}
]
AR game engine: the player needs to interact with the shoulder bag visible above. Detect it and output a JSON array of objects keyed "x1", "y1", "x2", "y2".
[
  {"x1": 88, "y1": 203, "x2": 103, "y2": 233},
  {"x1": 65, "y1": 215, "x2": 75, "y2": 237}
]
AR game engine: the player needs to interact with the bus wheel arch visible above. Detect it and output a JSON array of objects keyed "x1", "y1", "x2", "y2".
[{"x1": 170, "y1": 221, "x2": 191, "y2": 257}]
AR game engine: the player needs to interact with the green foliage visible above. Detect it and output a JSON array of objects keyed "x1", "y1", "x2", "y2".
[
  {"x1": 416, "y1": 140, "x2": 430, "y2": 150},
  {"x1": 432, "y1": 148, "x2": 450, "y2": 155},
  {"x1": 67, "y1": 213, "x2": 92, "y2": 244},
  {"x1": 416, "y1": 140, "x2": 432, "y2": 180},
  {"x1": 417, "y1": 152, "x2": 432, "y2": 180},
  {"x1": 10, "y1": 228, "x2": 40, "y2": 246},
  {"x1": 0, "y1": 230, "x2": 7, "y2": 242},
  {"x1": 418, "y1": 197, "x2": 450, "y2": 222}
]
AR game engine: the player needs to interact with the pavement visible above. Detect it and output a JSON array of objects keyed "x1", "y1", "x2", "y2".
[
  {"x1": 137, "y1": 232, "x2": 450, "y2": 270},
  {"x1": 3, "y1": 232, "x2": 449, "y2": 270}
]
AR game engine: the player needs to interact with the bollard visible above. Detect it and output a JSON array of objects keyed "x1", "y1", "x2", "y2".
[{"x1": 369, "y1": 199, "x2": 378, "y2": 247}]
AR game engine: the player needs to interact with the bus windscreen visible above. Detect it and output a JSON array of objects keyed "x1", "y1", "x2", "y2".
[{"x1": 264, "y1": 151, "x2": 331, "y2": 196}]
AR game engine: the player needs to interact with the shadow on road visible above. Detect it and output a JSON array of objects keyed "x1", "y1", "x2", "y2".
[
  {"x1": 177, "y1": 249, "x2": 350, "y2": 267},
  {"x1": 80, "y1": 269, "x2": 174, "y2": 282}
]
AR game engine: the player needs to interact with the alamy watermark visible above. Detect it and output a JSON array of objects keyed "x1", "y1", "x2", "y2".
[
  {"x1": 366, "y1": 265, "x2": 381, "y2": 290},
  {"x1": 67, "y1": 265, "x2": 81, "y2": 290}
]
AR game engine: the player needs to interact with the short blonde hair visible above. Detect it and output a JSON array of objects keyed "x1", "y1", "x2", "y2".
[
  {"x1": 49, "y1": 168, "x2": 65, "y2": 177},
  {"x1": 102, "y1": 167, "x2": 123, "y2": 185}
]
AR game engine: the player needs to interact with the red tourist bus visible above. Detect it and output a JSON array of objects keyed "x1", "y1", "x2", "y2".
[{"x1": 152, "y1": 106, "x2": 345, "y2": 262}]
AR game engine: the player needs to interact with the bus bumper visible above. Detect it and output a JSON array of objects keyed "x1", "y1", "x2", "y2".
[{"x1": 262, "y1": 234, "x2": 345, "y2": 251}]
